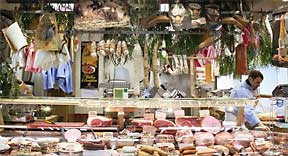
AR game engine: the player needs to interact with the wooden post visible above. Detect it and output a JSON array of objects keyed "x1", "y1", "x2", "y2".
[
  {"x1": 0, "y1": 107, "x2": 4, "y2": 132},
  {"x1": 118, "y1": 108, "x2": 124, "y2": 130},
  {"x1": 237, "y1": 107, "x2": 244, "y2": 126},
  {"x1": 205, "y1": 62, "x2": 212, "y2": 83},
  {"x1": 190, "y1": 59, "x2": 197, "y2": 98},
  {"x1": 190, "y1": 58, "x2": 199, "y2": 116}
]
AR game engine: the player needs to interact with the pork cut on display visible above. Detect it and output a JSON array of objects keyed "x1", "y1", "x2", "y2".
[
  {"x1": 232, "y1": 131, "x2": 254, "y2": 148},
  {"x1": 87, "y1": 116, "x2": 113, "y2": 127},
  {"x1": 215, "y1": 131, "x2": 233, "y2": 145},
  {"x1": 175, "y1": 116, "x2": 202, "y2": 127},
  {"x1": 131, "y1": 119, "x2": 153, "y2": 127},
  {"x1": 153, "y1": 119, "x2": 176, "y2": 128},
  {"x1": 194, "y1": 132, "x2": 215, "y2": 146},
  {"x1": 201, "y1": 116, "x2": 222, "y2": 134}
]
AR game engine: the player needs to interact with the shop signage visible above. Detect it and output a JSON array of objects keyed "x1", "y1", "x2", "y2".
[{"x1": 81, "y1": 42, "x2": 98, "y2": 88}]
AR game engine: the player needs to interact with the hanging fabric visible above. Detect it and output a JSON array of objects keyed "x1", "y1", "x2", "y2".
[
  {"x1": 11, "y1": 48, "x2": 25, "y2": 80},
  {"x1": 25, "y1": 38, "x2": 42, "y2": 73}
]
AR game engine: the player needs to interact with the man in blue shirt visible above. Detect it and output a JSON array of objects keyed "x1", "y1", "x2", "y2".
[{"x1": 228, "y1": 70, "x2": 268, "y2": 130}]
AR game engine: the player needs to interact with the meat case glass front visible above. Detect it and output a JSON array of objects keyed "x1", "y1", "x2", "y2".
[{"x1": 0, "y1": 97, "x2": 287, "y2": 156}]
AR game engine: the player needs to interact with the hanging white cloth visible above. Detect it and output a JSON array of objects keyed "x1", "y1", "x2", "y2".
[
  {"x1": 34, "y1": 50, "x2": 58, "y2": 71},
  {"x1": 11, "y1": 48, "x2": 25, "y2": 80}
]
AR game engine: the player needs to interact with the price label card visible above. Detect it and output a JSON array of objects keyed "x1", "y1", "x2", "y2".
[
  {"x1": 199, "y1": 110, "x2": 210, "y2": 117},
  {"x1": 142, "y1": 126, "x2": 157, "y2": 136},
  {"x1": 174, "y1": 110, "x2": 185, "y2": 118},
  {"x1": 144, "y1": 113, "x2": 155, "y2": 120},
  {"x1": 255, "y1": 138, "x2": 265, "y2": 146},
  {"x1": 88, "y1": 111, "x2": 97, "y2": 117},
  {"x1": 103, "y1": 132, "x2": 114, "y2": 140},
  {"x1": 155, "y1": 111, "x2": 166, "y2": 120}
]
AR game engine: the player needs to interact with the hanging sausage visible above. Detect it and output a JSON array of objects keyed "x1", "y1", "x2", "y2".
[{"x1": 235, "y1": 43, "x2": 248, "y2": 75}]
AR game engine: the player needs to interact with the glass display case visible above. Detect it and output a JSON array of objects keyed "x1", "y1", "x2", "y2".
[{"x1": 0, "y1": 97, "x2": 287, "y2": 156}]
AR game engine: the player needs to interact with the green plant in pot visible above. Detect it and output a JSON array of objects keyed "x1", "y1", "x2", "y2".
[{"x1": 0, "y1": 58, "x2": 19, "y2": 97}]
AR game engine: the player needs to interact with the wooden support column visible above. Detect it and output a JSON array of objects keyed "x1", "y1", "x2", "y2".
[
  {"x1": 0, "y1": 107, "x2": 4, "y2": 132},
  {"x1": 118, "y1": 109, "x2": 125, "y2": 130},
  {"x1": 190, "y1": 59, "x2": 197, "y2": 98},
  {"x1": 237, "y1": 107, "x2": 244, "y2": 126},
  {"x1": 190, "y1": 58, "x2": 199, "y2": 116}
]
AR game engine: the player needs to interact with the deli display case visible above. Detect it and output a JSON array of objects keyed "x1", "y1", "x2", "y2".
[{"x1": 0, "y1": 97, "x2": 287, "y2": 156}]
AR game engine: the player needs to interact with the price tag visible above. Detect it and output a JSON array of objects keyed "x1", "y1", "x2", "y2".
[
  {"x1": 199, "y1": 110, "x2": 210, "y2": 117},
  {"x1": 88, "y1": 111, "x2": 97, "y2": 117},
  {"x1": 144, "y1": 113, "x2": 154, "y2": 120},
  {"x1": 155, "y1": 111, "x2": 166, "y2": 120},
  {"x1": 103, "y1": 132, "x2": 114, "y2": 140},
  {"x1": 174, "y1": 110, "x2": 185, "y2": 118},
  {"x1": 255, "y1": 138, "x2": 265, "y2": 146},
  {"x1": 142, "y1": 126, "x2": 157, "y2": 136}
]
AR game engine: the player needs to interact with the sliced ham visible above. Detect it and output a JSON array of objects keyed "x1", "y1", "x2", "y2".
[
  {"x1": 232, "y1": 131, "x2": 254, "y2": 148},
  {"x1": 215, "y1": 131, "x2": 233, "y2": 145},
  {"x1": 87, "y1": 116, "x2": 113, "y2": 127},
  {"x1": 194, "y1": 132, "x2": 215, "y2": 146},
  {"x1": 175, "y1": 116, "x2": 202, "y2": 127},
  {"x1": 201, "y1": 116, "x2": 222, "y2": 134},
  {"x1": 153, "y1": 119, "x2": 176, "y2": 128},
  {"x1": 154, "y1": 119, "x2": 177, "y2": 134},
  {"x1": 131, "y1": 119, "x2": 153, "y2": 127}
]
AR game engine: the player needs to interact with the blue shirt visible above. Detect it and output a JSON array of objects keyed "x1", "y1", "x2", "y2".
[{"x1": 228, "y1": 80, "x2": 260, "y2": 127}]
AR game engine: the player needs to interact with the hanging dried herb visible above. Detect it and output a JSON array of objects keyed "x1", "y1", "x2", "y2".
[
  {"x1": 256, "y1": 25, "x2": 272, "y2": 66},
  {"x1": 0, "y1": 58, "x2": 19, "y2": 97},
  {"x1": 219, "y1": 55, "x2": 235, "y2": 76},
  {"x1": 166, "y1": 33, "x2": 204, "y2": 56}
]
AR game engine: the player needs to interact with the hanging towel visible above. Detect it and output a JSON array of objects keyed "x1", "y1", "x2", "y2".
[
  {"x1": 42, "y1": 61, "x2": 73, "y2": 93},
  {"x1": 57, "y1": 61, "x2": 73, "y2": 94},
  {"x1": 42, "y1": 68, "x2": 57, "y2": 90},
  {"x1": 25, "y1": 39, "x2": 42, "y2": 73}
]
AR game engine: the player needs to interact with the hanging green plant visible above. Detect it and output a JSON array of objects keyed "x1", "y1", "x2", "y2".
[
  {"x1": 17, "y1": 13, "x2": 40, "y2": 30},
  {"x1": 219, "y1": 55, "x2": 236, "y2": 76},
  {"x1": 256, "y1": 26, "x2": 272, "y2": 66},
  {"x1": 166, "y1": 33, "x2": 204, "y2": 56},
  {"x1": 0, "y1": 58, "x2": 19, "y2": 97},
  {"x1": 246, "y1": 24, "x2": 272, "y2": 69}
]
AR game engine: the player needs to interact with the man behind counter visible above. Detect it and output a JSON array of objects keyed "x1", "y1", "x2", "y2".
[{"x1": 227, "y1": 70, "x2": 269, "y2": 130}]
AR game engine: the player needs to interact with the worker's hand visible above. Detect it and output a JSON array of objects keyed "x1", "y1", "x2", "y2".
[
  {"x1": 251, "y1": 99, "x2": 259, "y2": 107},
  {"x1": 254, "y1": 122, "x2": 270, "y2": 131}
]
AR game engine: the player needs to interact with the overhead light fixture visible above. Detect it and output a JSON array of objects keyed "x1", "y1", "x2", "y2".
[{"x1": 283, "y1": 0, "x2": 288, "y2": 2}]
